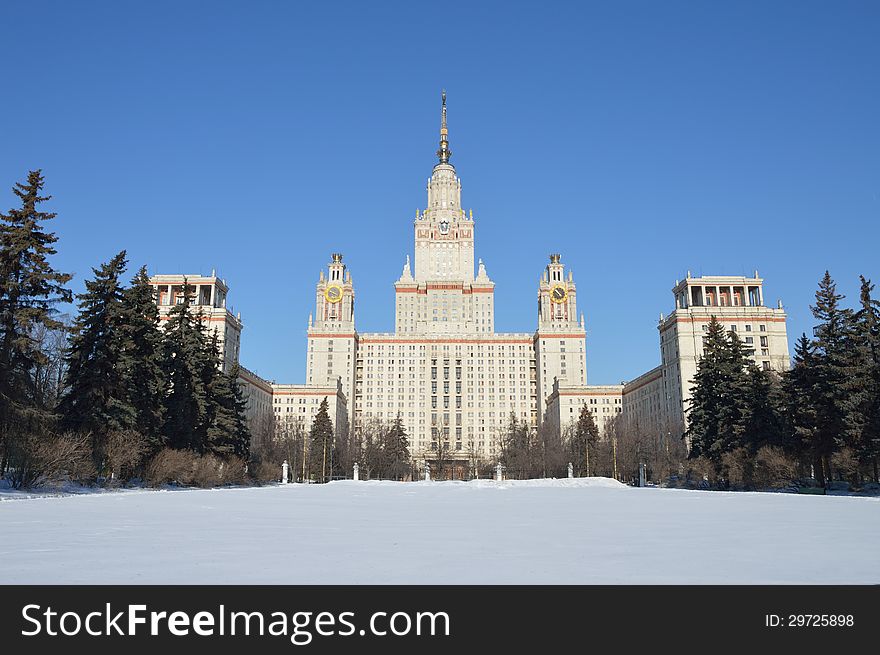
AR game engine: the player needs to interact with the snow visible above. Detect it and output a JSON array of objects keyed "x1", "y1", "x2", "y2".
[{"x1": 1, "y1": 478, "x2": 878, "y2": 584}]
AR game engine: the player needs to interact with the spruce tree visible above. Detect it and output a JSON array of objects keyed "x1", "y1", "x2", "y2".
[
  {"x1": 117, "y1": 266, "x2": 166, "y2": 452},
  {"x1": 204, "y1": 342, "x2": 250, "y2": 459},
  {"x1": 738, "y1": 366, "x2": 787, "y2": 452},
  {"x1": 160, "y1": 281, "x2": 205, "y2": 451},
  {"x1": 383, "y1": 412, "x2": 411, "y2": 480},
  {"x1": 571, "y1": 403, "x2": 600, "y2": 476},
  {"x1": 0, "y1": 170, "x2": 72, "y2": 471},
  {"x1": 809, "y1": 272, "x2": 857, "y2": 483},
  {"x1": 852, "y1": 276, "x2": 880, "y2": 480},
  {"x1": 784, "y1": 334, "x2": 821, "y2": 474},
  {"x1": 58, "y1": 251, "x2": 131, "y2": 467},
  {"x1": 308, "y1": 397, "x2": 334, "y2": 482},
  {"x1": 685, "y1": 317, "x2": 732, "y2": 466}
]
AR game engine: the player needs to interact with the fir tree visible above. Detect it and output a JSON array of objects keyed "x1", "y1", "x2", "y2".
[
  {"x1": 308, "y1": 397, "x2": 334, "y2": 482},
  {"x1": 204, "y1": 344, "x2": 250, "y2": 459},
  {"x1": 685, "y1": 317, "x2": 750, "y2": 471},
  {"x1": 383, "y1": 412, "x2": 411, "y2": 480},
  {"x1": 685, "y1": 317, "x2": 731, "y2": 465},
  {"x1": 809, "y1": 272, "x2": 857, "y2": 482},
  {"x1": 852, "y1": 276, "x2": 880, "y2": 480},
  {"x1": 117, "y1": 266, "x2": 166, "y2": 452},
  {"x1": 784, "y1": 334, "x2": 821, "y2": 474},
  {"x1": 58, "y1": 251, "x2": 131, "y2": 467},
  {"x1": 571, "y1": 403, "x2": 600, "y2": 476},
  {"x1": 160, "y1": 281, "x2": 205, "y2": 450},
  {"x1": 738, "y1": 366, "x2": 788, "y2": 452},
  {"x1": 0, "y1": 170, "x2": 72, "y2": 471}
]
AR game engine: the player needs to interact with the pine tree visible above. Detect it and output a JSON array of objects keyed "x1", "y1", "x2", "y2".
[
  {"x1": 571, "y1": 403, "x2": 600, "y2": 476},
  {"x1": 784, "y1": 335, "x2": 821, "y2": 471},
  {"x1": 383, "y1": 412, "x2": 411, "y2": 480},
  {"x1": 852, "y1": 276, "x2": 880, "y2": 480},
  {"x1": 686, "y1": 317, "x2": 731, "y2": 466},
  {"x1": 58, "y1": 251, "x2": 131, "y2": 468},
  {"x1": 204, "y1": 347, "x2": 251, "y2": 459},
  {"x1": 738, "y1": 366, "x2": 788, "y2": 452},
  {"x1": 117, "y1": 266, "x2": 166, "y2": 452},
  {"x1": 809, "y1": 271, "x2": 857, "y2": 483},
  {"x1": 308, "y1": 397, "x2": 334, "y2": 482},
  {"x1": 0, "y1": 170, "x2": 72, "y2": 472},
  {"x1": 160, "y1": 281, "x2": 206, "y2": 451}
]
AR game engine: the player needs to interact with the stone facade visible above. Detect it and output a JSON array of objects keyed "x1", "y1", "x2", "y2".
[
  {"x1": 150, "y1": 94, "x2": 793, "y2": 464},
  {"x1": 623, "y1": 273, "x2": 790, "y2": 445}
]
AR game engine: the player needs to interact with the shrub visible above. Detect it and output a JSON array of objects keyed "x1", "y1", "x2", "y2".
[
  {"x1": 103, "y1": 430, "x2": 149, "y2": 484},
  {"x1": 5, "y1": 432, "x2": 95, "y2": 489},
  {"x1": 145, "y1": 448, "x2": 197, "y2": 486},
  {"x1": 753, "y1": 446, "x2": 798, "y2": 489},
  {"x1": 721, "y1": 447, "x2": 751, "y2": 489},
  {"x1": 831, "y1": 447, "x2": 860, "y2": 484},
  {"x1": 684, "y1": 456, "x2": 715, "y2": 488},
  {"x1": 146, "y1": 449, "x2": 250, "y2": 488}
]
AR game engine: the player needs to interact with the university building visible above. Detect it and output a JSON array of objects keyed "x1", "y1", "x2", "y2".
[
  {"x1": 621, "y1": 273, "x2": 791, "y2": 447},
  {"x1": 149, "y1": 93, "x2": 790, "y2": 473}
]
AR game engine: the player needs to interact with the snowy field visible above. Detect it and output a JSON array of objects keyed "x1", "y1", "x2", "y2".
[{"x1": 2, "y1": 478, "x2": 878, "y2": 584}]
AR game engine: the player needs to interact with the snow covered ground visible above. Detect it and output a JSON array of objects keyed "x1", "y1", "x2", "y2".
[{"x1": 2, "y1": 478, "x2": 878, "y2": 584}]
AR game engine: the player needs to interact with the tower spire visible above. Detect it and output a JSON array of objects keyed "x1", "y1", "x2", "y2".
[{"x1": 436, "y1": 89, "x2": 452, "y2": 165}]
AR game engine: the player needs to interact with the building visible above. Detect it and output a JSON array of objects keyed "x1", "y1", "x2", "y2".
[
  {"x1": 544, "y1": 381, "x2": 623, "y2": 441},
  {"x1": 300, "y1": 92, "x2": 609, "y2": 473},
  {"x1": 149, "y1": 93, "x2": 793, "y2": 471},
  {"x1": 149, "y1": 273, "x2": 242, "y2": 373},
  {"x1": 623, "y1": 273, "x2": 790, "y2": 445}
]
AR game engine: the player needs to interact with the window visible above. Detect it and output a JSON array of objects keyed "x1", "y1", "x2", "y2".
[
  {"x1": 745, "y1": 325, "x2": 752, "y2": 332},
  {"x1": 762, "y1": 361, "x2": 771, "y2": 371},
  {"x1": 745, "y1": 337, "x2": 754, "y2": 344},
  {"x1": 760, "y1": 336, "x2": 768, "y2": 347}
]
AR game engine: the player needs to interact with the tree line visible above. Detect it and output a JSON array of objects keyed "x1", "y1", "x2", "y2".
[
  {"x1": 684, "y1": 272, "x2": 880, "y2": 489},
  {"x1": 256, "y1": 409, "x2": 412, "y2": 482},
  {"x1": 0, "y1": 171, "x2": 250, "y2": 488}
]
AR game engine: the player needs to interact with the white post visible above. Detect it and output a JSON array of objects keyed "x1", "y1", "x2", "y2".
[
  {"x1": 567, "y1": 462, "x2": 573, "y2": 479},
  {"x1": 495, "y1": 463, "x2": 503, "y2": 482},
  {"x1": 281, "y1": 460, "x2": 289, "y2": 484},
  {"x1": 353, "y1": 462, "x2": 359, "y2": 481},
  {"x1": 424, "y1": 462, "x2": 431, "y2": 481},
  {"x1": 639, "y1": 462, "x2": 646, "y2": 488}
]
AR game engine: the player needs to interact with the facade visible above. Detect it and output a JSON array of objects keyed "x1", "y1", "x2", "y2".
[
  {"x1": 149, "y1": 93, "x2": 793, "y2": 469},
  {"x1": 544, "y1": 381, "x2": 624, "y2": 441},
  {"x1": 271, "y1": 380, "x2": 349, "y2": 442},
  {"x1": 623, "y1": 273, "x2": 790, "y2": 444},
  {"x1": 301, "y1": 92, "x2": 604, "y2": 471}
]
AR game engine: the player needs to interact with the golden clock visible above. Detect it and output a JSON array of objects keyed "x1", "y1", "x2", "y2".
[
  {"x1": 550, "y1": 284, "x2": 568, "y2": 304},
  {"x1": 324, "y1": 284, "x2": 343, "y2": 304}
]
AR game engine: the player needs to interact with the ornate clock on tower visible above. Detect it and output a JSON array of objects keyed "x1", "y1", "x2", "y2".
[
  {"x1": 324, "y1": 284, "x2": 343, "y2": 304},
  {"x1": 550, "y1": 284, "x2": 568, "y2": 303},
  {"x1": 439, "y1": 220, "x2": 449, "y2": 235}
]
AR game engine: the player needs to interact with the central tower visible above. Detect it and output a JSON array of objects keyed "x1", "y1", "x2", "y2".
[
  {"x1": 413, "y1": 90, "x2": 475, "y2": 282},
  {"x1": 395, "y1": 91, "x2": 495, "y2": 334}
]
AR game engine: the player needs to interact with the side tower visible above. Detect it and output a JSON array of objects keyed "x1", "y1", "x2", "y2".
[
  {"x1": 658, "y1": 272, "x2": 790, "y2": 440},
  {"x1": 150, "y1": 272, "x2": 242, "y2": 373},
  {"x1": 534, "y1": 254, "x2": 588, "y2": 417},
  {"x1": 306, "y1": 253, "x2": 357, "y2": 421}
]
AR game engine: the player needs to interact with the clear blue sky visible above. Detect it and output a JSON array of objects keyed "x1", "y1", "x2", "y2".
[{"x1": 3, "y1": 1, "x2": 878, "y2": 385}]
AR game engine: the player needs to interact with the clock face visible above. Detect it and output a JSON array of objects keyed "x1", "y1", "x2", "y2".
[
  {"x1": 439, "y1": 220, "x2": 449, "y2": 234},
  {"x1": 324, "y1": 284, "x2": 343, "y2": 304},
  {"x1": 550, "y1": 285, "x2": 568, "y2": 303}
]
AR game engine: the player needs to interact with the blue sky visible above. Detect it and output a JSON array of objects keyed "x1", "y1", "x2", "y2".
[{"x1": 2, "y1": 1, "x2": 878, "y2": 385}]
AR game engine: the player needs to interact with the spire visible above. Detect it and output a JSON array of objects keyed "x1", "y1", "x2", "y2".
[{"x1": 436, "y1": 89, "x2": 452, "y2": 165}]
